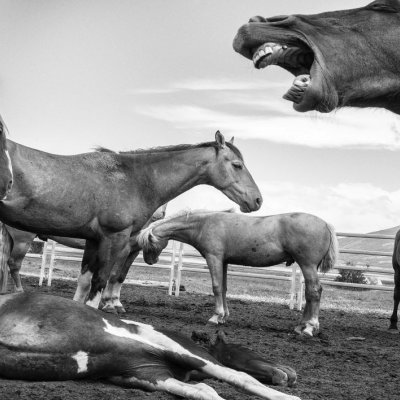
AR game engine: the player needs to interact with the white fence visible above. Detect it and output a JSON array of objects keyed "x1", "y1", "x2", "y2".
[{"x1": 30, "y1": 231, "x2": 396, "y2": 310}]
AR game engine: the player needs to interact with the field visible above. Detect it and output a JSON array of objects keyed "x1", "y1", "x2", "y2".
[{"x1": 0, "y1": 258, "x2": 399, "y2": 400}]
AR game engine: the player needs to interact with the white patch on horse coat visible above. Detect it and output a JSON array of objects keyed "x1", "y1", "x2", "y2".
[
  {"x1": 71, "y1": 351, "x2": 89, "y2": 373},
  {"x1": 103, "y1": 319, "x2": 208, "y2": 363},
  {"x1": 120, "y1": 319, "x2": 154, "y2": 330}
]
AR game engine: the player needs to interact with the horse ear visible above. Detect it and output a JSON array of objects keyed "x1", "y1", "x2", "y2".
[
  {"x1": 229, "y1": 136, "x2": 234, "y2": 144},
  {"x1": 215, "y1": 131, "x2": 225, "y2": 148}
]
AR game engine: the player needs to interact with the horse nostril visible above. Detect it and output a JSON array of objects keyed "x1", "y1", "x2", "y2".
[
  {"x1": 7, "y1": 179, "x2": 12, "y2": 191},
  {"x1": 255, "y1": 197, "x2": 262, "y2": 207},
  {"x1": 249, "y1": 16, "x2": 266, "y2": 23}
]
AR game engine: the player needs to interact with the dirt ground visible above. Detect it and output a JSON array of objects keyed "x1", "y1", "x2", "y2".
[{"x1": 1, "y1": 276, "x2": 399, "y2": 400}]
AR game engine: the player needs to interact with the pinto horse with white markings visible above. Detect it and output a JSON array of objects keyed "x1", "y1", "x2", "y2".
[
  {"x1": 0, "y1": 118, "x2": 13, "y2": 199},
  {"x1": 0, "y1": 132, "x2": 262, "y2": 309},
  {"x1": 3, "y1": 203, "x2": 167, "y2": 303},
  {"x1": 138, "y1": 210, "x2": 338, "y2": 336},
  {"x1": 0, "y1": 292, "x2": 299, "y2": 400}
]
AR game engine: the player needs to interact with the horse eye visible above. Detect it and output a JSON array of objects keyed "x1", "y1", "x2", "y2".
[{"x1": 232, "y1": 161, "x2": 243, "y2": 170}]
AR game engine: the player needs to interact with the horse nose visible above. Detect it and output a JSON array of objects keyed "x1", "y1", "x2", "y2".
[
  {"x1": 249, "y1": 16, "x2": 266, "y2": 23},
  {"x1": 266, "y1": 15, "x2": 291, "y2": 23}
]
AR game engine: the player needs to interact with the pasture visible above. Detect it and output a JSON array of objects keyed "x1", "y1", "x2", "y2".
[{"x1": 1, "y1": 257, "x2": 398, "y2": 400}]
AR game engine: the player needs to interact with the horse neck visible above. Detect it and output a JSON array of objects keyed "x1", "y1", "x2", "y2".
[
  {"x1": 153, "y1": 215, "x2": 200, "y2": 245},
  {"x1": 131, "y1": 147, "x2": 214, "y2": 206}
]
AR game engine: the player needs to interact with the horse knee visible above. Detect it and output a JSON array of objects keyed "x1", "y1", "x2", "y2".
[
  {"x1": 304, "y1": 280, "x2": 322, "y2": 302},
  {"x1": 212, "y1": 284, "x2": 223, "y2": 297}
]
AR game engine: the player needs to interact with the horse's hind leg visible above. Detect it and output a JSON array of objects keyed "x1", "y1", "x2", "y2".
[
  {"x1": 8, "y1": 236, "x2": 34, "y2": 292},
  {"x1": 389, "y1": 261, "x2": 400, "y2": 329},
  {"x1": 102, "y1": 250, "x2": 139, "y2": 313},
  {"x1": 222, "y1": 263, "x2": 230, "y2": 321},
  {"x1": 296, "y1": 264, "x2": 321, "y2": 337},
  {"x1": 206, "y1": 255, "x2": 226, "y2": 325}
]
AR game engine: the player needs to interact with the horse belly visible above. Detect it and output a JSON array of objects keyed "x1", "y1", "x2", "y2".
[{"x1": 227, "y1": 244, "x2": 286, "y2": 267}]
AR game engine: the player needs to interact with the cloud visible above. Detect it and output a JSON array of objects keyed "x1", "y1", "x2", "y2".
[
  {"x1": 136, "y1": 103, "x2": 400, "y2": 150},
  {"x1": 166, "y1": 182, "x2": 400, "y2": 233}
]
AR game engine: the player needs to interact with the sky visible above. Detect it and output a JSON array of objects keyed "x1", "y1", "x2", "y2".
[{"x1": 0, "y1": 0, "x2": 399, "y2": 233}]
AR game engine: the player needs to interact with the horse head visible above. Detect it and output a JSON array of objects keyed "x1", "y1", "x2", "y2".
[
  {"x1": 207, "y1": 131, "x2": 262, "y2": 213},
  {"x1": 233, "y1": 1, "x2": 400, "y2": 114},
  {"x1": 137, "y1": 224, "x2": 168, "y2": 265}
]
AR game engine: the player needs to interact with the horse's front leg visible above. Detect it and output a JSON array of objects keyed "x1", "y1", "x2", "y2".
[
  {"x1": 206, "y1": 255, "x2": 226, "y2": 325},
  {"x1": 102, "y1": 249, "x2": 139, "y2": 314},
  {"x1": 86, "y1": 232, "x2": 131, "y2": 309},
  {"x1": 8, "y1": 241, "x2": 32, "y2": 292},
  {"x1": 295, "y1": 264, "x2": 321, "y2": 337}
]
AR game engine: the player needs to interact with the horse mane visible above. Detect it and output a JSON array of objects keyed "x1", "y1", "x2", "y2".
[{"x1": 95, "y1": 141, "x2": 243, "y2": 159}]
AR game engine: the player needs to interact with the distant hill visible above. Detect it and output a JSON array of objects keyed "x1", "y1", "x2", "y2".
[{"x1": 338, "y1": 226, "x2": 399, "y2": 269}]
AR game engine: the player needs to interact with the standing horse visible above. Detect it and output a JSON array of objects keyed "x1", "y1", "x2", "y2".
[
  {"x1": 0, "y1": 132, "x2": 262, "y2": 308},
  {"x1": 0, "y1": 118, "x2": 13, "y2": 199},
  {"x1": 137, "y1": 210, "x2": 338, "y2": 336},
  {"x1": 0, "y1": 292, "x2": 300, "y2": 400},
  {"x1": 390, "y1": 229, "x2": 400, "y2": 330},
  {"x1": 4, "y1": 204, "x2": 168, "y2": 311}
]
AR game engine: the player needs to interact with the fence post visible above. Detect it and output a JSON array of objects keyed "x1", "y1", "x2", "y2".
[
  {"x1": 174, "y1": 242, "x2": 184, "y2": 297},
  {"x1": 289, "y1": 264, "x2": 297, "y2": 310},
  {"x1": 47, "y1": 240, "x2": 56, "y2": 286},
  {"x1": 0, "y1": 223, "x2": 11, "y2": 294},
  {"x1": 168, "y1": 241, "x2": 176, "y2": 296},
  {"x1": 39, "y1": 240, "x2": 49, "y2": 286}
]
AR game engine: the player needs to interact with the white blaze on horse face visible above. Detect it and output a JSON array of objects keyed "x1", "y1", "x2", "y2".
[
  {"x1": 71, "y1": 351, "x2": 89, "y2": 373},
  {"x1": 5, "y1": 150, "x2": 12, "y2": 176}
]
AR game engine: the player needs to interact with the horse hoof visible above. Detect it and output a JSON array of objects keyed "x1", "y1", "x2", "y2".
[{"x1": 115, "y1": 306, "x2": 126, "y2": 314}]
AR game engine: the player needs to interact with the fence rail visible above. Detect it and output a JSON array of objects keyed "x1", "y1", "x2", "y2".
[{"x1": 25, "y1": 231, "x2": 396, "y2": 310}]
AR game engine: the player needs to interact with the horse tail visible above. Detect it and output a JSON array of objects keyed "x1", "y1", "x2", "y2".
[{"x1": 319, "y1": 223, "x2": 338, "y2": 273}]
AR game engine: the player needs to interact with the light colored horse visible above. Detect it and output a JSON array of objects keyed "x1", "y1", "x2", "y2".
[
  {"x1": 0, "y1": 118, "x2": 13, "y2": 199},
  {"x1": 137, "y1": 209, "x2": 338, "y2": 336},
  {"x1": 0, "y1": 132, "x2": 262, "y2": 309}
]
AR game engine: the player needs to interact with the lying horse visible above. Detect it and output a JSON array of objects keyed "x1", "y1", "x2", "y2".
[
  {"x1": 390, "y1": 229, "x2": 400, "y2": 330},
  {"x1": 0, "y1": 132, "x2": 262, "y2": 309},
  {"x1": 193, "y1": 330, "x2": 297, "y2": 387},
  {"x1": 4, "y1": 203, "x2": 168, "y2": 313},
  {"x1": 138, "y1": 210, "x2": 338, "y2": 336},
  {"x1": 0, "y1": 292, "x2": 300, "y2": 400}
]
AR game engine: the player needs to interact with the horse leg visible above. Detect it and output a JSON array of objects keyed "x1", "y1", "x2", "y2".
[
  {"x1": 73, "y1": 240, "x2": 98, "y2": 303},
  {"x1": 8, "y1": 240, "x2": 32, "y2": 292},
  {"x1": 86, "y1": 232, "x2": 131, "y2": 309},
  {"x1": 205, "y1": 255, "x2": 225, "y2": 325},
  {"x1": 295, "y1": 264, "x2": 321, "y2": 337},
  {"x1": 390, "y1": 265, "x2": 400, "y2": 329},
  {"x1": 221, "y1": 263, "x2": 230, "y2": 322},
  {"x1": 102, "y1": 250, "x2": 139, "y2": 314}
]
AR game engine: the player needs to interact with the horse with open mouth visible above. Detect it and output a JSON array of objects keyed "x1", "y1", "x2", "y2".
[
  {"x1": 233, "y1": 0, "x2": 400, "y2": 114},
  {"x1": 0, "y1": 292, "x2": 300, "y2": 400},
  {"x1": 0, "y1": 131, "x2": 262, "y2": 309},
  {"x1": 137, "y1": 209, "x2": 338, "y2": 336},
  {"x1": 0, "y1": 117, "x2": 13, "y2": 200}
]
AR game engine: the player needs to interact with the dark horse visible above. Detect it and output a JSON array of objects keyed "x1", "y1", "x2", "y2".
[
  {"x1": 0, "y1": 118, "x2": 13, "y2": 199},
  {"x1": 4, "y1": 204, "x2": 167, "y2": 306},
  {"x1": 0, "y1": 132, "x2": 262, "y2": 308},
  {"x1": 390, "y1": 229, "x2": 400, "y2": 330},
  {"x1": 0, "y1": 292, "x2": 300, "y2": 400},
  {"x1": 138, "y1": 210, "x2": 337, "y2": 336},
  {"x1": 233, "y1": 1, "x2": 400, "y2": 114}
]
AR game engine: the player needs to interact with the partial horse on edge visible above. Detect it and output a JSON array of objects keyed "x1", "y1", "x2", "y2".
[
  {"x1": 0, "y1": 117, "x2": 13, "y2": 199},
  {"x1": 390, "y1": 229, "x2": 400, "y2": 330},
  {"x1": 138, "y1": 210, "x2": 338, "y2": 336},
  {"x1": 0, "y1": 132, "x2": 262, "y2": 309}
]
